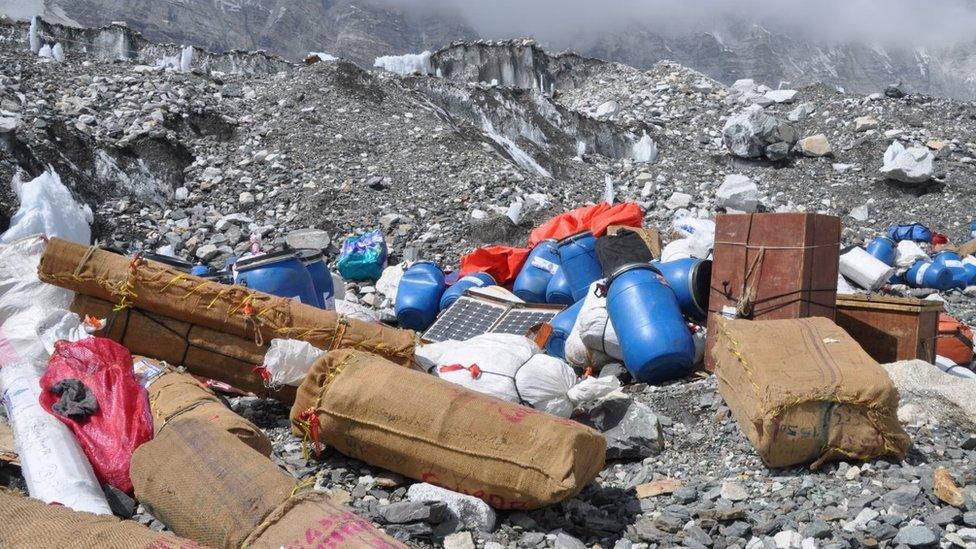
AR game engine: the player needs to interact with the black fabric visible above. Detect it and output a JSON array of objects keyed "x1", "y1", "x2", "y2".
[
  {"x1": 50, "y1": 378, "x2": 99, "y2": 420},
  {"x1": 596, "y1": 231, "x2": 656, "y2": 277}
]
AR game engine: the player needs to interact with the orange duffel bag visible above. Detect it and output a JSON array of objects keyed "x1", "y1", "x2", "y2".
[{"x1": 937, "y1": 313, "x2": 974, "y2": 365}]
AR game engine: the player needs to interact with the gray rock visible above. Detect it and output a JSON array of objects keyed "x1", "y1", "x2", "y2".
[
  {"x1": 884, "y1": 484, "x2": 921, "y2": 507},
  {"x1": 787, "y1": 103, "x2": 814, "y2": 122},
  {"x1": 720, "y1": 481, "x2": 749, "y2": 502},
  {"x1": 926, "y1": 507, "x2": 961, "y2": 526},
  {"x1": 406, "y1": 483, "x2": 497, "y2": 532},
  {"x1": 519, "y1": 532, "x2": 546, "y2": 547},
  {"x1": 892, "y1": 525, "x2": 938, "y2": 547},
  {"x1": 765, "y1": 89, "x2": 797, "y2": 104},
  {"x1": 716, "y1": 174, "x2": 758, "y2": 212},
  {"x1": 195, "y1": 244, "x2": 219, "y2": 261},
  {"x1": 880, "y1": 141, "x2": 934, "y2": 183},
  {"x1": 803, "y1": 519, "x2": 832, "y2": 539},
  {"x1": 444, "y1": 531, "x2": 476, "y2": 549},
  {"x1": 581, "y1": 395, "x2": 664, "y2": 459},
  {"x1": 376, "y1": 501, "x2": 448, "y2": 524},
  {"x1": 674, "y1": 486, "x2": 698, "y2": 504},
  {"x1": 722, "y1": 105, "x2": 798, "y2": 160},
  {"x1": 102, "y1": 484, "x2": 137, "y2": 518},
  {"x1": 554, "y1": 532, "x2": 587, "y2": 549},
  {"x1": 285, "y1": 228, "x2": 332, "y2": 251}
]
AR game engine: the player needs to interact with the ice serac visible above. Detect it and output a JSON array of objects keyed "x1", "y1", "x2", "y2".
[{"x1": 374, "y1": 51, "x2": 433, "y2": 76}]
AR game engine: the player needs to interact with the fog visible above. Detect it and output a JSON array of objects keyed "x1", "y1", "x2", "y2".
[{"x1": 392, "y1": 0, "x2": 976, "y2": 49}]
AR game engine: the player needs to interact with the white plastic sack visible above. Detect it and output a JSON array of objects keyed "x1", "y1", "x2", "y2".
[
  {"x1": 839, "y1": 247, "x2": 896, "y2": 291},
  {"x1": 1, "y1": 361, "x2": 112, "y2": 515},
  {"x1": 661, "y1": 238, "x2": 711, "y2": 262},
  {"x1": 263, "y1": 339, "x2": 324, "y2": 387},
  {"x1": 1, "y1": 169, "x2": 92, "y2": 245},
  {"x1": 837, "y1": 273, "x2": 859, "y2": 293},
  {"x1": 420, "y1": 333, "x2": 618, "y2": 417},
  {"x1": 568, "y1": 281, "x2": 616, "y2": 368},
  {"x1": 0, "y1": 236, "x2": 74, "y2": 368},
  {"x1": 672, "y1": 210, "x2": 715, "y2": 240},
  {"x1": 36, "y1": 310, "x2": 101, "y2": 354},
  {"x1": 578, "y1": 282, "x2": 622, "y2": 361},
  {"x1": 335, "y1": 299, "x2": 381, "y2": 323},
  {"x1": 896, "y1": 240, "x2": 930, "y2": 268},
  {"x1": 376, "y1": 264, "x2": 405, "y2": 303}
]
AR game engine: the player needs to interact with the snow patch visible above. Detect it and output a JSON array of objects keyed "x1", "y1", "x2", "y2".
[
  {"x1": 632, "y1": 133, "x2": 659, "y2": 163},
  {"x1": 374, "y1": 51, "x2": 433, "y2": 76}
]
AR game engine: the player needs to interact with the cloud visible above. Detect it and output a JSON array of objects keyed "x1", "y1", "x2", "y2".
[{"x1": 385, "y1": 0, "x2": 976, "y2": 49}]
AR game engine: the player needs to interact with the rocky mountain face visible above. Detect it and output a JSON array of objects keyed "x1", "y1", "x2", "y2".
[
  {"x1": 4, "y1": 18, "x2": 976, "y2": 548},
  {"x1": 4, "y1": 0, "x2": 976, "y2": 99}
]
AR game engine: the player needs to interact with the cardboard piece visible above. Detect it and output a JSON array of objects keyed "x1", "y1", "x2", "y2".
[{"x1": 710, "y1": 316, "x2": 910, "y2": 469}]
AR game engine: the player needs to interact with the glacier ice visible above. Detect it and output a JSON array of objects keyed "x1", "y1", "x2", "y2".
[
  {"x1": 632, "y1": 133, "x2": 659, "y2": 163},
  {"x1": 374, "y1": 51, "x2": 433, "y2": 76}
]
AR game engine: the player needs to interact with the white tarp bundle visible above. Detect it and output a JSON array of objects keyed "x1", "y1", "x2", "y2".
[
  {"x1": 414, "y1": 333, "x2": 619, "y2": 417},
  {"x1": 262, "y1": 339, "x2": 325, "y2": 387}
]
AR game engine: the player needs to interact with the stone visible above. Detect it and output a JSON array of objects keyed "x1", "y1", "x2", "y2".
[
  {"x1": 723, "y1": 105, "x2": 798, "y2": 160},
  {"x1": 892, "y1": 525, "x2": 937, "y2": 547},
  {"x1": 773, "y1": 530, "x2": 802, "y2": 548},
  {"x1": 855, "y1": 116, "x2": 879, "y2": 132},
  {"x1": 636, "y1": 479, "x2": 683, "y2": 499},
  {"x1": 375, "y1": 501, "x2": 448, "y2": 524},
  {"x1": 444, "y1": 531, "x2": 476, "y2": 549},
  {"x1": 765, "y1": 142, "x2": 792, "y2": 161},
  {"x1": 844, "y1": 465, "x2": 861, "y2": 480},
  {"x1": 880, "y1": 141, "x2": 934, "y2": 183},
  {"x1": 765, "y1": 89, "x2": 798, "y2": 104},
  {"x1": 788, "y1": 103, "x2": 814, "y2": 122},
  {"x1": 927, "y1": 506, "x2": 961, "y2": 526},
  {"x1": 554, "y1": 532, "x2": 587, "y2": 549},
  {"x1": 174, "y1": 187, "x2": 189, "y2": 201},
  {"x1": 406, "y1": 483, "x2": 497, "y2": 532},
  {"x1": 885, "y1": 85, "x2": 907, "y2": 99},
  {"x1": 673, "y1": 486, "x2": 697, "y2": 504},
  {"x1": 654, "y1": 512, "x2": 685, "y2": 533},
  {"x1": 102, "y1": 484, "x2": 137, "y2": 518},
  {"x1": 195, "y1": 244, "x2": 219, "y2": 261},
  {"x1": 797, "y1": 134, "x2": 832, "y2": 157},
  {"x1": 850, "y1": 205, "x2": 869, "y2": 222},
  {"x1": 844, "y1": 507, "x2": 879, "y2": 532},
  {"x1": 716, "y1": 174, "x2": 759, "y2": 212},
  {"x1": 285, "y1": 228, "x2": 332, "y2": 251},
  {"x1": 961, "y1": 435, "x2": 976, "y2": 450},
  {"x1": 239, "y1": 191, "x2": 256, "y2": 205},
  {"x1": 884, "y1": 484, "x2": 922, "y2": 507},
  {"x1": 720, "y1": 481, "x2": 749, "y2": 502},
  {"x1": 934, "y1": 467, "x2": 966, "y2": 508},
  {"x1": 963, "y1": 512, "x2": 976, "y2": 527},
  {"x1": 803, "y1": 519, "x2": 832, "y2": 539},
  {"x1": 0, "y1": 114, "x2": 18, "y2": 133},
  {"x1": 595, "y1": 100, "x2": 620, "y2": 119},
  {"x1": 665, "y1": 192, "x2": 693, "y2": 210},
  {"x1": 581, "y1": 395, "x2": 664, "y2": 459}
]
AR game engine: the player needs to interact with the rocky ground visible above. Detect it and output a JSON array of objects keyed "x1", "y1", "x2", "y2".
[{"x1": 3, "y1": 19, "x2": 976, "y2": 549}]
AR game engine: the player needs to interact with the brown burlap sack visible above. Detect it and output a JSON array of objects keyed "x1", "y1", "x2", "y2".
[
  {"x1": 40, "y1": 238, "x2": 415, "y2": 366},
  {"x1": 243, "y1": 491, "x2": 406, "y2": 549},
  {"x1": 131, "y1": 416, "x2": 401, "y2": 549},
  {"x1": 0, "y1": 488, "x2": 200, "y2": 548},
  {"x1": 72, "y1": 294, "x2": 298, "y2": 402},
  {"x1": 291, "y1": 349, "x2": 607, "y2": 510},
  {"x1": 710, "y1": 316, "x2": 910, "y2": 469},
  {"x1": 137, "y1": 357, "x2": 273, "y2": 456},
  {"x1": 132, "y1": 416, "x2": 295, "y2": 548}
]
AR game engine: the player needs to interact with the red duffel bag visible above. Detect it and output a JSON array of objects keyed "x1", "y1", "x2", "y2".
[{"x1": 937, "y1": 313, "x2": 974, "y2": 365}]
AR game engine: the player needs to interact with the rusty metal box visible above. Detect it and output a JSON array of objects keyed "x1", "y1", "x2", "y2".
[{"x1": 835, "y1": 294, "x2": 942, "y2": 364}]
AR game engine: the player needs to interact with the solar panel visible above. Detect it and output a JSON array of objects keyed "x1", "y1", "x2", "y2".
[{"x1": 422, "y1": 292, "x2": 563, "y2": 343}]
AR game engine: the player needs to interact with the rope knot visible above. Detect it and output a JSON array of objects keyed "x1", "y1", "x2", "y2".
[{"x1": 297, "y1": 408, "x2": 322, "y2": 460}]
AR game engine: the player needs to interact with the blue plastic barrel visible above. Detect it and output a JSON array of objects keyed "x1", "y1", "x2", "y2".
[
  {"x1": 606, "y1": 263, "x2": 695, "y2": 383},
  {"x1": 440, "y1": 272, "x2": 495, "y2": 311},
  {"x1": 513, "y1": 239, "x2": 560, "y2": 303},
  {"x1": 556, "y1": 231, "x2": 603, "y2": 302},
  {"x1": 965, "y1": 264, "x2": 976, "y2": 287},
  {"x1": 545, "y1": 267, "x2": 575, "y2": 305},
  {"x1": 865, "y1": 236, "x2": 897, "y2": 267},
  {"x1": 190, "y1": 264, "x2": 211, "y2": 277},
  {"x1": 932, "y1": 251, "x2": 969, "y2": 289},
  {"x1": 233, "y1": 250, "x2": 319, "y2": 305},
  {"x1": 545, "y1": 300, "x2": 583, "y2": 360},
  {"x1": 395, "y1": 261, "x2": 446, "y2": 331},
  {"x1": 655, "y1": 258, "x2": 712, "y2": 321},
  {"x1": 296, "y1": 249, "x2": 335, "y2": 309},
  {"x1": 905, "y1": 260, "x2": 954, "y2": 290},
  {"x1": 142, "y1": 252, "x2": 194, "y2": 273}
]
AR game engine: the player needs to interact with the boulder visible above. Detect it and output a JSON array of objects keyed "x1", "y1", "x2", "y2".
[
  {"x1": 797, "y1": 134, "x2": 832, "y2": 157},
  {"x1": 765, "y1": 89, "x2": 798, "y2": 104},
  {"x1": 581, "y1": 394, "x2": 664, "y2": 460},
  {"x1": 595, "y1": 100, "x2": 620, "y2": 119},
  {"x1": 716, "y1": 174, "x2": 759, "y2": 212},
  {"x1": 406, "y1": 483, "x2": 497, "y2": 532},
  {"x1": 722, "y1": 106, "x2": 798, "y2": 160},
  {"x1": 880, "y1": 141, "x2": 934, "y2": 183},
  {"x1": 854, "y1": 116, "x2": 879, "y2": 132},
  {"x1": 787, "y1": 103, "x2": 814, "y2": 122}
]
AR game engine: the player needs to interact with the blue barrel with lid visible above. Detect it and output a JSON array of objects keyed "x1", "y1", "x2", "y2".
[
  {"x1": 395, "y1": 261, "x2": 446, "y2": 331},
  {"x1": 545, "y1": 300, "x2": 583, "y2": 360},
  {"x1": 556, "y1": 231, "x2": 603, "y2": 302},
  {"x1": 295, "y1": 248, "x2": 335, "y2": 309},
  {"x1": 606, "y1": 263, "x2": 695, "y2": 383},
  {"x1": 233, "y1": 250, "x2": 319, "y2": 305},
  {"x1": 654, "y1": 258, "x2": 712, "y2": 321},
  {"x1": 513, "y1": 239, "x2": 560, "y2": 303},
  {"x1": 545, "y1": 267, "x2": 575, "y2": 305},
  {"x1": 933, "y1": 250, "x2": 969, "y2": 289},
  {"x1": 439, "y1": 272, "x2": 495, "y2": 311},
  {"x1": 865, "y1": 236, "x2": 897, "y2": 267},
  {"x1": 905, "y1": 259, "x2": 953, "y2": 290}
]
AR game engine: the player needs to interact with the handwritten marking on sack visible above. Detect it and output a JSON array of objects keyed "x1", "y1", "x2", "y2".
[{"x1": 280, "y1": 511, "x2": 401, "y2": 548}]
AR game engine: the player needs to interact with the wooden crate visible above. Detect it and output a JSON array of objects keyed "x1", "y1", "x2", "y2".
[
  {"x1": 705, "y1": 213, "x2": 840, "y2": 370},
  {"x1": 835, "y1": 294, "x2": 942, "y2": 364}
]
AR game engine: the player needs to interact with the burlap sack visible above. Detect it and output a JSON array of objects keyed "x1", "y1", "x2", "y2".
[
  {"x1": 138, "y1": 357, "x2": 273, "y2": 456},
  {"x1": 243, "y1": 491, "x2": 406, "y2": 549},
  {"x1": 291, "y1": 349, "x2": 607, "y2": 510},
  {"x1": 72, "y1": 294, "x2": 298, "y2": 401},
  {"x1": 131, "y1": 416, "x2": 295, "y2": 548},
  {"x1": 0, "y1": 488, "x2": 199, "y2": 548},
  {"x1": 710, "y1": 316, "x2": 910, "y2": 469},
  {"x1": 131, "y1": 416, "x2": 401, "y2": 549},
  {"x1": 40, "y1": 239, "x2": 415, "y2": 366}
]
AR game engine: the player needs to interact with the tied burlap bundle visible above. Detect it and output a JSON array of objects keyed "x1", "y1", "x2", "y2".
[
  {"x1": 711, "y1": 316, "x2": 911, "y2": 469},
  {"x1": 138, "y1": 357, "x2": 273, "y2": 456},
  {"x1": 40, "y1": 238, "x2": 415, "y2": 366},
  {"x1": 73, "y1": 294, "x2": 297, "y2": 402},
  {"x1": 0, "y1": 488, "x2": 199, "y2": 548},
  {"x1": 291, "y1": 349, "x2": 607, "y2": 510},
  {"x1": 131, "y1": 416, "x2": 402, "y2": 549}
]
